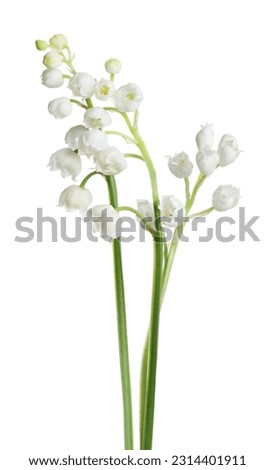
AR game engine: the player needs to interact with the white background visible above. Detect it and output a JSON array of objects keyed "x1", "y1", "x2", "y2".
[{"x1": 0, "y1": 0, "x2": 274, "y2": 468}]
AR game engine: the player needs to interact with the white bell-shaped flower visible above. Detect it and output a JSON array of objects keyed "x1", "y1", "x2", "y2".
[
  {"x1": 196, "y1": 123, "x2": 214, "y2": 150},
  {"x1": 113, "y1": 83, "x2": 143, "y2": 112},
  {"x1": 84, "y1": 107, "x2": 112, "y2": 129},
  {"x1": 160, "y1": 195, "x2": 185, "y2": 227},
  {"x1": 95, "y1": 79, "x2": 115, "y2": 101},
  {"x1": 58, "y1": 185, "x2": 93, "y2": 215},
  {"x1": 65, "y1": 125, "x2": 86, "y2": 151},
  {"x1": 90, "y1": 204, "x2": 120, "y2": 240},
  {"x1": 96, "y1": 147, "x2": 127, "y2": 175},
  {"x1": 48, "y1": 148, "x2": 81, "y2": 180},
  {"x1": 167, "y1": 152, "x2": 193, "y2": 178},
  {"x1": 48, "y1": 97, "x2": 72, "y2": 119},
  {"x1": 41, "y1": 68, "x2": 64, "y2": 88},
  {"x1": 68, "y1": 72, "x2": 96, "y2": 98},
  {"x1": 218, "y1": 134, "x2": 240, "y2": 167},
  {"x1": 196, "y1": 147, "x2": 219, "y2": 175},
  {"x1": 212, "y1": 185, "x2": 240, "y2": 211},
  {"x1": 78, "y1": 129, "x2": 109, "y2": 158}
]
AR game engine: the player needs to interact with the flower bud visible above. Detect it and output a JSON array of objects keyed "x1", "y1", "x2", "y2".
[
  {"x1": 160, "y1": 195, "x2": 185, "y2": 227},
  {"x1": 58, "y1": 185, "x2": 93, "y2": 215},
  {"x1": 35, "y1": 39, "x2": 48, "y2": 51},
  {"x1": 196, "y1": 123, "x2": 214, "y2": 150},
  {"x1": 48, "y1": 148, "x2": 82, "y2": 180},
  {"x1": 113, "y1": 83, "x2": 143, "y2": 112},
  {"x1": 68, "y1": 72, "x2": 96, "y2": 98},
  {"x1": 95, "y1": 79, "x2": 115, "y2": 101},
  {"x1": 167, "y1": 151, "x2": 193, "y2": 178},
  {"x1": 48, "y1": 97, "x2": 72, "y2": 119},
  {"x1": 65, "y1": 125, "x2": 86, "y2": 151},
  {"x1": 49, "y1": 34, "x2": 68, "y2": 50},
  {"x1": 105, "y1": 58, "x2": 121, "y2": 74},
  {"x1": 78, "y1": 129, "x2": 109, "y2": 157},
  {"x1": 218, "y1": 134, "x2": 240, "y2": 167},
  {"x1": 43, "y1": 51, "x2": 62, "y2": 68},
  {"x1": 84, "y1": 107, "x2": 112, "y2": 129},
  {"x1": 212, "y1": 185, "x2": 240, "y2": 211},
  {"x1": 196, "y1": 148, "x2": 219, "y2": 176},
  {"x1": 41, "y1": 68, "x2": 64, "y2": 88},
  {"x1": 96, "y1": 147, "x2": 127, "y2": 175},
  {"x1": 89, "y1": 204, "x2": 120, "y2": 240}
]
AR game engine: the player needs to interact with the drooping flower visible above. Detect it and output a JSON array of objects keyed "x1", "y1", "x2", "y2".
[
  {"x1": 43, "y1": 51, "x2": 62, "y2": 68},
  {"x1": 218, "y1": 134, "x2": 240, "y2": 167},
  {"x1": 160, "y1": 195, "x2": 185, "y2": 227},
  {"x1": 95, "y1": 79, "x2": 115, "y2": 101},
  {"x1": 113, "y1": 83, "x2": 143, "y2": 112},
  {"x1": 68, "y1": 72, "x2": 96, "y2": 98},
  {"x1": 48, "y1": 148, "x2": 82, "y2": 180},
  {"x1": 58, "y1": 185, "x2": 93, "y2": 214},
  {"x1": 65, "y1": 125, "x2": 86, "y2": 151},
  {"x1": 167, "y1": 152, "x2": 193, "y2": 178},
  {"x1": 89, "y1": 204, "x2": 120, "y2": 240},
  {"x1": 137, "y1": 199, "x2": 155, "y2": 229},
  {"x1": 49, "y1": 34, "x2": 68, "y2": 50},
  {"x1": 96, "y1": 147, "x2": 127, "y2": 175},
  {"x1": 78, "y1": 129, "x2": 109, "y2": 158},
  {"x1": 48, "y1": 97, "x2": 72, "y2": 119},
  {"x1": 84, "y1": 107, "x2": 112, "y2": 129},
  {"x1": 212, "y1": 185, "x2": 240, "y2": 211},
  {"x1": 41, "y1": 68, "x2": 64, "y2": 88},
  {"x1": 196, "y1": 148, "x2": 219, "y2": 175},
  {"x1": 105, "y1": 58, "x2": 121, "y2": 74},
  {"x1": 196, "y1": 123, "x2": 214, "y2": 150}
]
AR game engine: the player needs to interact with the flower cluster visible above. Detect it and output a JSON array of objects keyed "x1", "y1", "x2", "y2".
[{"x1": 36, "y1": 34, "x2": 241, "y2": 239}]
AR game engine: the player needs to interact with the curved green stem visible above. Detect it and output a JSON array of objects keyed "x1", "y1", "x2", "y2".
[
  {"x1": 70, "y1": 99, "x2": 88, "y2": 110},
  {"x1": 105, "y1": 130, "x2": 137, "y2": 144},
  {"x1": 117, "y1": 206, "x2": 155, "y2": 235},
  {"x1": 124, "y1": 153, "x2": 144, "y2": 161},
  {"x1": 79, "y1": 171, "x2": 99, "y2": 188},
  {"x1": 85, "y1": 98, "x2": 93, "y2": 108},
  {"x1": 105, "y1": 176, "x2": 134, "y2": 450}
]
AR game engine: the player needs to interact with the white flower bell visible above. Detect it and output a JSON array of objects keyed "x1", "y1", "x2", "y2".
[
  {"x1": 96, "y1": 147, "x2": 127, "y2": 175},
  {"x1": 68, "y1": 73, "x2": 96, "y2": 98},
  {"x1": 41, "y1": 68, "x2": 64, "y2": 88},
  {"x1": 84, "y1": 107, "x2": 112, "y2": 129},
  {"x1": 196, "y1": 148, "x2": 219, "y2": 175},
  {"x1": 196, "y1": 123, "x2": 214, "y2": 150},
  {"x1": 160, "y1": 196, "x2": 185, "y2": 227},
  {"x1": 48, "y1": 97, "x2": 72, "y2": 119},
  {"x1": 48, "y1": 148, "x2": 81, "y2": 180},
  {"x1": 58, "y1": 185, "x2": 93, "y2": 214},
  {"x1": 212, "y1": 185, "x2": 240, "y2": 211},
  {"x1": 113, "y1": 83, "x2": 143, "y2": 112},
  {"x1": 167, "y1": 152, "x2": 193, "y2": 178},
  {"x1": 218, "y1": 134, "x2": 240, "y2": 167}
]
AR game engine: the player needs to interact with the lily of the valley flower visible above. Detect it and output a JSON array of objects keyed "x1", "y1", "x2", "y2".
[
  {"x1": 41, "y1": 68, "x2": 64, "y2": 88},
  {"x1": 49, "y1": 34, "x2": 68, "y2": 50},
  {"x1": 105, "y1": 58, "x2": 121, "y2": 74},
  {"x1": 196, "y1": 147, "x2": 219, "y2": 175},
  {"x1": 196, "y1": 123, "x2": 214, "y2": 150},
  {"x1": 113, "y1": 83, "x2": 143, "y2": 112},
  {"x1": 167, "y1": 151, "x2": 193, "y2": 178},
  {"x1": 212, "y1": 185, "x2": 240, "y2": 211},
  {"x1": 35, "y1": 39, "x2": 48, "y2": 51},
  {"x1": 48, "y1": 97, "x2": 72, "y2": 119},
  {"x1": 58, "y1": 185, "x2": 93, "y2": 214},
  {"x1": 160, "y1": 195, "x2": 185, "y2": 227},
  {"x1": 218, "y1": 134, "x2": 240, "y2": 167},
  {"x1": 90, "y1": 204, "x2": 120, "y2": 240},
  {"x1": 137, "y1": 199, "x2": 154, "y2": 229},
  {"x1": 95, "y1": 79, "x2": 115, "y2": 101},
  {"x1": 68, "y1": 72, "x2": 96, "y2": 98},
  {"x1": 65, "y1": 125, "x2": 86, "y2": 151},
  {"x1": 96, "y1": 147, "x2": 127, "y2": 175},
  {"x1": 78, "y1": 129, "x2": 109, "y2": 157},
  {"x1": 43, "y1": 51, "x2": 62, "y2": 68},
  {"x1": 84, "y1": 107, "x2": 112, "y2": 129},
  {"x1": 48, "y1": 148, "x2": 82, "y2": 180}
]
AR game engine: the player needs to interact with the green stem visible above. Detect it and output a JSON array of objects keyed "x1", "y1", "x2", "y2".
[
  {"x1": 117, "y1": 206, "x2": 156, "y2": 235},
  {"x1": 79, "y1": 171, "x2": 99, "y2": 188},
  {"x1": 124, "y1": 153, "x2": 144, "y2": 161},
  {"x1": 105, "y1": 130, "x2": 137, "y2": 144},
  {"x1": 70, "y1": 99, "x2": 88, "y2": 110},
  {"x1": 85, "y1": 98, "x2": 93, "y2": 108},
  {"x1": 189, "y1": 207, "x2": 214, "y2": 218},
  {"x1": 105, "y1": 176, "x2": 134, "y2": 450}
]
